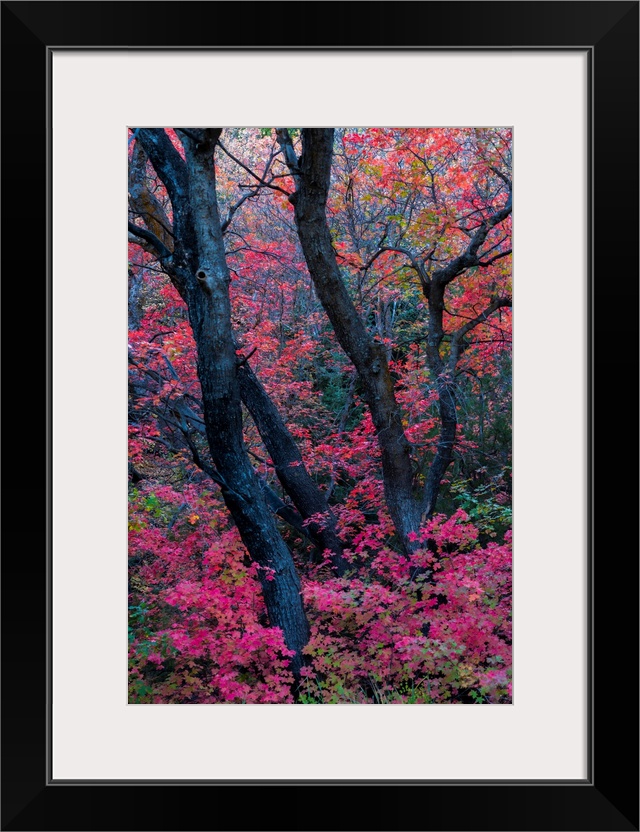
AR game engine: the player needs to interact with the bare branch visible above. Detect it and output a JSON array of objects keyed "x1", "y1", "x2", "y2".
[
  {"x1": 361, "y1": 246, "x2": 429, "y2": 288},
  {"x1": 489, "y1": 165, "x2": 512, "y2": 189},
  {"x1": 275, "y1": 129, "x2": 300, "y2": 180},
  {"x1": 221, "y1": 188, "x2": 260, "y2": 233},
  {"x1": 448, "y1": 296, "x2": 512, "y2": 370},
  {"x1": 128, "y1": 140, "x2": 174, "y2": 251},
  {"x1": 432, "y1": 195, "x2": 512, "y2": 287},
  {"x1": 134, "y1": 129, "x2": 189, "y2": 210},
  {"x1": 128, "y1": 222, "x2": 172, "y2": 260},
  {"x1": 217, "y1": 139, "x2": 291, "y2": 196},
  {"x1": 478, "y1": 248, "x2": 512, "y2": 267}
]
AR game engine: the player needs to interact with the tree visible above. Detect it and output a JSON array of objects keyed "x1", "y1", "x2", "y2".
[
  {"x1": 277, "y1": 128, "x2": 511, "y2": 552},
  {"x1": 129, "y1": 128, "x2": 310, "y2": 678},
  {"x1": 128, "y1": 127, "x2": 513, "y2": 703}
]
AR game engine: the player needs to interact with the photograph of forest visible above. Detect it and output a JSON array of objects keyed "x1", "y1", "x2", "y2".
[{"x1": 128, "y1": 127, "x2": 512, "y2": 704}]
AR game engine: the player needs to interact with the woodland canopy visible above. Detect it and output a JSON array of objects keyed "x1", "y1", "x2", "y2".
[{"x1": 128, "y1": 127, "x2": 512, "y2": 704}]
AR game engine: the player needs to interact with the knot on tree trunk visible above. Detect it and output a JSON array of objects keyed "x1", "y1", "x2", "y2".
[{"x1": 196, "y1": 267, "x2": 214, "y2": 294}]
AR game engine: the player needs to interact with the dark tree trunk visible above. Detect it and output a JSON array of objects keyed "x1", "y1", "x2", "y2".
[
  {"x1": 422, "y1": 271, "x2": 512, "y2": 518},
  {"x1": 423, "y1": 373, "x2": 458, "y2": 519},
  {"x1": 131, "y1": 126, "x2": 511, "y2": 609},
  {"x1": 282, "y1": 128, "x2": 421, "y2": 551},
  {"x1": 237, "y1": 363, "x2": 349, "y2": 575},
  {"x1": 279, "y1": 127, "x2": 512, "y2": 536},
  {"x1": 421, "y1": 281, "x2": 458, "y2": 519},
  {"x1": 128, "y1": 268, "x2": 144, "y2": 330},
  {"x1": 136, "y1": 128, "x2": 310, "y2": 679}
]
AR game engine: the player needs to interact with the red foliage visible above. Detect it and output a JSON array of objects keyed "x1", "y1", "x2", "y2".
[{"x1": 128, "y1": 127, "x2": 512, "y2": 703}]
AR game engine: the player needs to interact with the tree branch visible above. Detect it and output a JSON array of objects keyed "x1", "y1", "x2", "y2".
[
  {"x1": 478, "y1": 248, "x2": 512, "y2": 267},
  {"x1": 489, "y1": 165, "x2": 512, "y2": 189},
  {"x1": 221, "y1": 188, "x2": 260, "y2": 233},
  {"x1": 159, "y1": 409, "x2": 316, "y2": 545},
  {"x1": 128, "y1": 140, "x2": 174, "y2": 251},
  {"x1": 217, "y1": 140, "x2": 291, "y2": 196},
  {"x1": 448, "y1": 296, "x2": 512, "y2": 370},
  {"x1": 361, "y1": 246, "x2": 429, "y2": 287},
  {"x1": 128, "y1": 222, "x2": 172, "y2": 260},
  {"x1": 432, "y1": 195, "x2": 512, "y2": 287},
  {"x1": 134, "y1": 129, "x2": 189, "y2": 209},
  {"x1": 275, "y1": 129, "x2": 300, "y2": 181}
]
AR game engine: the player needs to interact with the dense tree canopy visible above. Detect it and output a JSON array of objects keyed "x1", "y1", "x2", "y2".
[{"x1": 128, "y1": 127, "x2": 512, "y2": 703}]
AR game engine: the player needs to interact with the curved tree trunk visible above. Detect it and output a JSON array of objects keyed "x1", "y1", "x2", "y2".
[
  {"x1": 237, "y1": 363, "x2": 349, "y2": 575},
  {"x1": 136, "y1": 128, "x2": 310, "y2": 679},
  {"x1": 280, "y1": 128, "x2": 421, "y2": 551},
  {"x1": 278, "y1": 127, "x2": 511, "y2": 539}
]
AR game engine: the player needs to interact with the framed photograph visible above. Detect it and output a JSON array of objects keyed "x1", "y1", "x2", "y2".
[{"x1": 2, "y1": 2, "x2": 637, "y2": 830}]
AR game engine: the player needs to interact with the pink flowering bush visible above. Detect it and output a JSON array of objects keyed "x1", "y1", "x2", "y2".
[
  {"x1": 130, "y1": 480, "x2": 511, "y2": 704},
  {"x1": 128, "y1": 483, "x2": 295, "y2": 703},
  {"x1": 128, "y1": 126, "x2": 513, "y2": 705},
  {"x1": 298, "y1": 510, "x2": 511, "y2": 703}
]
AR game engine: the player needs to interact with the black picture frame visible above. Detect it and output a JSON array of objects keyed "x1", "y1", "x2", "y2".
[{"x1": 2, "y1": 2, "x2": 638, "y2": 830}]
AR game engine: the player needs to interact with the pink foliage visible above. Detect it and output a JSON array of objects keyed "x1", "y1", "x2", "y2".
[{"x1": 128, "y1": 127, "x2": 512, "y2": 704}]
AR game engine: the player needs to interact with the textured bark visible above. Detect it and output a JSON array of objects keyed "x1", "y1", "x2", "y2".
[
  {"x1": 128, "y1": 142, "x2": 174, "y2": 252},
  {"x1": 422, "y1": 265, "x2": 512, "y2": 518},
  {"x1": 132, "y1": 128, "x2": 511, "y2": 605},
  {"x1": 280, "y1": 128, "x2": 512, "y2": 538},
  {"x1": 238, "y1": 363, "x2": 348, "y2": 575},
  {"x1": 422, "y1": 374, "x2": 458, "y2": 519},
  {"x1": 421, "y1": 279, "x2": 456, "y2": 519},
  {"x1": 285, "y1": 129, "x2": 421, "y2": 550},
  {"x1": 154, "y1": 395, "x2": 324, "y2": 550},
  {"x1": 128, "y1": 268, "x2": 144, "y2": 330},
  {"x1": 136, "y1": 128, "x2": 310, "y2": 678}
]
